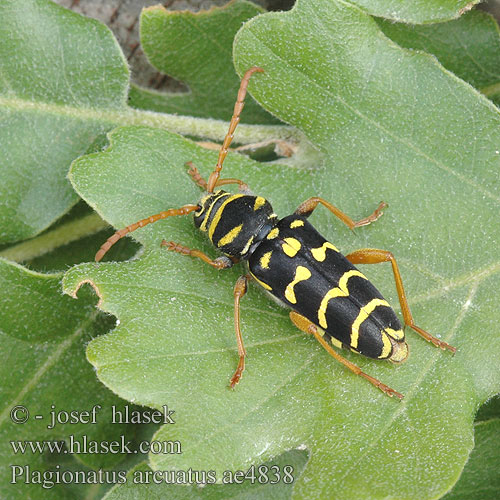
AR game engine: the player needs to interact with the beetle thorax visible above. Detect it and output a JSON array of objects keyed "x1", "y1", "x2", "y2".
[{"x1": 193, "y1": 190, "x2": 277, "y2": 259}]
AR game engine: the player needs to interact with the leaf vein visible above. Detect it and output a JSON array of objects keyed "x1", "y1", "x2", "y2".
[{"x1": 0, "y1": 311, "x2": 97, "y2": 428}]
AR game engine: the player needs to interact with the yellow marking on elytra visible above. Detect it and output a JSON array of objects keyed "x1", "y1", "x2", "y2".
[
  {"x1": 318, "y1": 270, "x2": 367, "y2": 328},
  {"x1": 379, "y1": 332, "x2": 392, "y2": 359},
  {"x1": 217, "y1": 223, "x2": 243, "y2": 247},
  {"x1": 282, "y1": 237, "x2": 301, "y2": 258},
  {"x1": 241, "y1": 235, "x2": 254, "y2": 255},
  {"x1": 323, "y1": 329, "x2": 342, "y2": 349},
  {"x1": 285, "y1": 266, "x2": 311, "y2": 304},
  {"x1": 254, "y1": 196, "x2": 266, "y2": 210},
  {"x1": 290, "y1": 219, "x2": 304, "y2": 228},
  {"x1": 208, "y1": 194, "x2": 244, "y2": 240},
  {"x1": 267, "y1": 227, "x2": 279, "y2": 240},
  {"x1": 311, "y1": 242, "x2": 339, "y2": 262},
  {"x1": 199, "y1": 191, "x2": 228, "y2": 232},
  {"x1": 316, "y1": 326, "x2": 326, "y2": 337},
  {"x1": 350, "y1": 298, "x2": 390, "y2": 349},
  {"x1": 331, "y1": 338, "x2": 342, "y2": 349},
  {"x1": 384, "y1": 328, "x2": 404, "y2": 340},
  {"x1": 250, "y1": 272, "x2": 272, "y2": 290},
  {"x1": 260, "y1": 251, "x2": 272, "y2": 269}
]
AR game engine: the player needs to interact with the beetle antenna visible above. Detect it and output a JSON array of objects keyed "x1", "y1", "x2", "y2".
[
  {"x1": 95, "y1": 204, "x2": 199, "y2": 262},
  {"x1": 206, "y1": 66, "x2": 264, "y2": 193}
]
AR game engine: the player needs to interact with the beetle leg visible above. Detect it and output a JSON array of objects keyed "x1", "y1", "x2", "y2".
[
  {"x1": 230, "y1": 275, "x2": 250, "y2": 388},
  {"x1": 161, "y1": 240, "x2": 236, "y2": 269},
  {"x1": 345, "y1": 248, "x2": 456, "y2": 353},
  {"x1": 186, "y1": 162, "x2": 208, "y2": 190},
  {"x1": 215, "y1": 178, "x2": 250, "y2": 193},
  {"x1": 295, "y1": 197, "x2": 386, "y2": 229},
  {"x1": 289, "y1": 311, "x2": 403, "y2": 400},
  {"x1": 186, "y1": 162, "x2": 249, "y2": 192}
]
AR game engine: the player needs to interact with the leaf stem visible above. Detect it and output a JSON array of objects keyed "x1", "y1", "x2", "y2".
[
  {"x1": 0, "y1": 98, "x2": 311, "y2": 263},
  {"x1": 127, "y1": 108, "x2": 300, "y2": 144},
  {"x1": 0, "y1": 96, "x2": 301, "y2": 145},
  {"x1": 0, "y1": 213, "x2": 108, "y2": 263}
]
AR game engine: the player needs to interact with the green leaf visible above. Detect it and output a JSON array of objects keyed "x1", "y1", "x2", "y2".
[
  {"x1": 231, "y1": 1, "x2": 500, "y2": 496},
  {"x1": 23, "y1": 225, "x2": 140, "y2": 272},
  {"x1": 131, "y1": 0, "x2": 276, "y2": 124},
  {"x1": 377, "y1": 10, "x2": 500, "y2": 101},
  {"x1": 475, "y1": 394, "x2": 500, "y2": 422},
  {"x1": 345, "y1": 0, "x2": 479, "y2": 23},
  {"x1": 62, "y1": 0, "x2": 500, "y2": 498},
  {"x1": 443, "y1": 419, "x2": 500, "y2": 500},
  {"x1": 0, "y1": 259, "x2": 138, "y2": 498},
  {"x1": 0, "y1": 0, "x2": 128, "y2": 244},
  {"x1": 104, "y1": 449, "x2": 308, "y2": 499},
  {"x1": 0, "y1": 0, "x2": 283, "y2": 247},
  {"x1": 0, "y1": 199, "x2": 140, "y2": 272}
]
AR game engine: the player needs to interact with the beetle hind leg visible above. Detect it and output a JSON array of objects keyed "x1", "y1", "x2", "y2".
[
  {"x1": 345, "y1": 248, "x2": 456, "y2": 353},
  {"x1": 289, "y1": 311, "x2": 403, "y2": 400}
]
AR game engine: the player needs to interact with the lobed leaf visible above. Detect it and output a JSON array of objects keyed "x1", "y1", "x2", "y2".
[
  {"x1": 0, "y1": 0, "x2": 278, "y2": 247},
  {"x1": 0, "y1": 0, "x2": 129, "y2": 243},
  {"x1": 377, "y1": 10, "x2": 500, "y2": 105},
  {"x1": 345, "y1": 0, "x2": 480, "y2": 24},
  {"x1": 443, "y1": 419, "x2": 500, "y2": 500},
  {"x1": 231, "y1": 0, "x2": 500, "y2": 497},
  {"x1": 104, "y1": 449, "x2": 308, "y2": 499},
  {"x1": 0, "y1": 259, "x2": 139, "y2": 499},
  {"x1": 131, "y1": 0, "x2": 276, "y2": 124},
  {"x1": 61, "y1": 0, "x2": 500, "y2": 498}
]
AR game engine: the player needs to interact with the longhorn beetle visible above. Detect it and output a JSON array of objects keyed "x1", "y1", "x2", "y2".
[{"x1": 96, "y1": 67, "x2": 456, "y2": 400}]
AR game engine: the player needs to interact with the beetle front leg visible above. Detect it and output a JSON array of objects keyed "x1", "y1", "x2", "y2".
[
  {"x1": 186, "y1": 162, "x2": 208, "y2": 190},
  {"x1": 345, "y1": 248, "x2": 456, "y2": 353},
  {"x1": 161, "y1": 240, "x2": 236, "y2": 269},
  {"x1": 295, "y1": 197, "x2": 386, "y2": 229},
  {"x1": 230, "y1": 275, "x2": 250, "y2": 388},
  {"x1": 187, "y1": 162, "x2": 250, "y2": 193}
]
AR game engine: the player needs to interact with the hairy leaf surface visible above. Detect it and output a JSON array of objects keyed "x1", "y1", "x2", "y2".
[{"x1": 62, "y1": 1, "x2": 500, "y2": 498}]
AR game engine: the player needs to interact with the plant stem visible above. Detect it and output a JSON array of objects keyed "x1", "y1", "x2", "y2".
[
  {"x1": 0, "y1": 98, "x2": 309, "y2": 262},
  {"x1": 0, "y1": 214, "x2": 108, "y2": 263},
  {"x1": 0, "y1": 96, "x2": 300, "y2": 145}
]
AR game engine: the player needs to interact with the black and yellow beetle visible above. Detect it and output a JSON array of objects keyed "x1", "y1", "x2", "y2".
[{"x1": 96, "y1": 67, "x2": 455, "y2": 400}]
